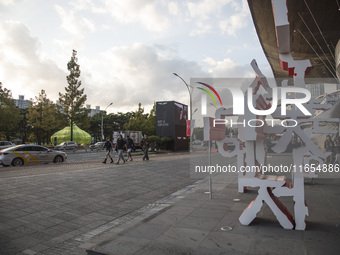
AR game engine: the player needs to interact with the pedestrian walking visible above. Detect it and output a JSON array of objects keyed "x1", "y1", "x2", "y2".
[
  {"x1": 102, "y1": 137, "x2": 114, "y2": 164},
  {"x1": 141, "y1": 134, "x2": 150, "y2": 161},
  {"x1": 126, "y1": 135, "x2": 134, "y2": 161},
  {"x1": 116, "y1": 135, "x2": 126, "y2": 164}
]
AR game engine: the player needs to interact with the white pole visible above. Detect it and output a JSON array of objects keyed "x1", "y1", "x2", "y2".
[{"x1": 209, "y1": 140, "x2": 212, "y2": 199}]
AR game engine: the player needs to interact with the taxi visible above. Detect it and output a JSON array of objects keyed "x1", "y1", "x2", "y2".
[{"x1": 0, "y1": 144, "x2": 67, "y2": 167}]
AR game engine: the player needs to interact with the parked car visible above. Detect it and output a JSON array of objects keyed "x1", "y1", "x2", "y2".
[
  {"x1": 89, "y1": 142, "x2": 105, "y2": 150},
  {"x1": 54, "y1": 141, "x2": 78, "y2": 150},
  {"x1": 0, "y1": 144, "x2": 67, "y2": 167},
  {"x1": 0, "y1": 141, "x2": 14, "y2": 150}
]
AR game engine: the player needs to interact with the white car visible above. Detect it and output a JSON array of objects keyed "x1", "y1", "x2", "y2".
[
  {"x1": 89, "y1": 142, "x2": 105, "y2": 150},
  {"x1": 54, "y1": 141, "x2": 78, "y2": 150},
  {"x1": 0, "y1": 141, "x2": 14, "y2": 150},
  {"x1": 0, "y1": 144, "x2": 67, "y2": 167}
]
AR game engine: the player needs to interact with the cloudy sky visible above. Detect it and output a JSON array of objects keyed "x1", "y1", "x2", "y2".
[{"x1": 0, "y1": 0, "x2": 273, "y2": 114}]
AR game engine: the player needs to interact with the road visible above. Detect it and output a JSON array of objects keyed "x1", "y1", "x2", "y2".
[
  {"x1": 66, "y1": 149, "x2": 146, "y2": 163},
  {"x1": 0, "y1": 152, "x2": 208, "y2": 255}
]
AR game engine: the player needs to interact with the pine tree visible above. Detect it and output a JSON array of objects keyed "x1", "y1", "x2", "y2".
[{"x1": 59, "y1": 50, "x2": 89, "y2": 141}]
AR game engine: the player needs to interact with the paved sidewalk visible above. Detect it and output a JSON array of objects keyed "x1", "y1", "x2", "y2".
[
  {"x1": 0, "y1": 153, "x2": 204, "y2": 255},
  {"x1": 85, "y1": 155, "x2": 340, "y2": 255}
]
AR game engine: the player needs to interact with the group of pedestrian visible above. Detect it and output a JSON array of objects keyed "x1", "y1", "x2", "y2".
[
  {"x1": 324, "y1": 135, "x2": 340, "y2": 165},
  {"x1": 102, "y1": 134, "x2": 150, "y2": 164}
]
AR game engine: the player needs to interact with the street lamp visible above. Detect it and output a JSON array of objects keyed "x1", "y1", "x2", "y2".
[
  {"x1": 173, "y1": 73, "x2": 194, "y2": 152},
  {"x1": 101, "y1": 103, "x2": 113, "y2": 141}
]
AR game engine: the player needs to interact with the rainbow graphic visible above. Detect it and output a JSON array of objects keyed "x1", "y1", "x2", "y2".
[{"x1": 196, "y1": 82, "x2": 223, "y2": 106}]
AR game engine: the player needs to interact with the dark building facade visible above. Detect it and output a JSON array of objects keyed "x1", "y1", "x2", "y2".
[{"x1": 156, "y1": 101, "x2": 189, "y2": 151}]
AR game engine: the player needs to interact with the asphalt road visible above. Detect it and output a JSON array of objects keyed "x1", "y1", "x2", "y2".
[{"x1": 66, "y1": 149, "x2": 145, "y2": 163}]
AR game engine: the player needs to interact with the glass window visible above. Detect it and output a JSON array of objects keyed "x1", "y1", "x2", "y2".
[
  {"x1": 33, "y1": 146, "x2": 48, "y2": 152},
  {"x1": 16, "y1": 146, "x2": 33, "y2": 151}
]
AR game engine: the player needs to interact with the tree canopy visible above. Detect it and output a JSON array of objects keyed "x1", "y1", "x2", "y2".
[
  {"x1": 26, "y1": 90, "x2": 67, "y2": 145},
  {"x1": 59, "y1": 50, "x2": 89, "y2": 140},
  {"x1": 124, "y1": 103, "x2": 156, "y2": 135},
  {"x1": 0, "y1": 82, "x2": 21, "y2": 140}
]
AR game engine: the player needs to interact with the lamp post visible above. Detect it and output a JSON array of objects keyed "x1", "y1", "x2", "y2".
[
  {"x1": 173, "y1": 73, "x2": 194, "y2": 152},
  {"x1": 101, "y1": 103, "x2": 113, "y2": 141}
]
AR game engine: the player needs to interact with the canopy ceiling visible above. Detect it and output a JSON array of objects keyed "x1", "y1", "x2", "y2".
[{"x1": 248, "y1": 0, "x2": 340, "y2": 82}]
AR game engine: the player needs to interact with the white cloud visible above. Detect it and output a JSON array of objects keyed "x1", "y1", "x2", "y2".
[
  {"x1": 96, "y1": 0, "x2": 170, "y2": 32},
  {"x1": 0, "y1": 0, "x2": 270, "y2": 114},
  {"x1": 219, "y1": 0, "x2": 249, "y2": 36},
  {"x1": 80, "y1": 43, "x2": 206, "y2": 113},
  {"x1": 69, "y1": 0, "x2": 104, "y2": 13},
  {"x1": 203, "y1": 57, "x2": 253, "y2": 77},
  {"x1": 0, "y1": 21, "x2": 66, "y2": 101},
  {"x1": 186, "y1": 0, "x2": 250, "y2": 37},
  {"x1": 168, "y1": 2, "x2": 179, "y2": 16},
  {"x1": 187, "y1": 0, "x2": 232, "y2": 19},
  {"x1": 0, "y1": 0, "x2": 14, "y2": 6},
  {"x1": 189, "y1": 22, "x2": 213, "y2": 36},
  {"x1": 54, "y1": 4, "x2": 96, "y2": 38}
]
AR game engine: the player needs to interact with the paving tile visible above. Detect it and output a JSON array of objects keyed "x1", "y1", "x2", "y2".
[
  {"x1": 248, "y1": 237, "x2": 305, "y2": 255},
  {"x1": 155, "y1": 227, "x2": 209, "y2": 248},
  {"x1": 199, "y1": 231, "x2": 254, "y2": 254},
  {"x1": 1, "y1": 154, "x2": 340, "y2": 255},
  {"x1": 134, "y1": 240, "x2": 196, "y2": 255},
  {"x1": 187, "y1": 207, "x2": 227, "y2": 220},
  {"x1": 99, "y1": 236, "x2": 152, "y2": 255},
  {"x1": 147, "y1": 212, "x2": 187, "y2": 226},
  {"x1": 161, "y1": 205, "x2": 196, "y2": 216},
  {"x1": 175, "y1": 215, "x2": 221, "y2": 231}
]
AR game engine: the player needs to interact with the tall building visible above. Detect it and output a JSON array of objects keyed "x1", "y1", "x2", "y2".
[
  {"x1": 86, "y1": 105, "x2": 101, "y2": 117},
  {"x1": 13, "y1": 95, "x2": 32, "y2": 109}
]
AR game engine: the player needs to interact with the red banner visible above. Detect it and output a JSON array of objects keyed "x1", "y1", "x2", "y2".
[{"x1": 186, "y1": 120, "x2": 191, "y2": 137}]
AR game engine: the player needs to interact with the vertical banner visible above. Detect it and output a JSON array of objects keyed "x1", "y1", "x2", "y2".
[{"x1": 186, "y1": 120, "x2": 191, "y2": 137}]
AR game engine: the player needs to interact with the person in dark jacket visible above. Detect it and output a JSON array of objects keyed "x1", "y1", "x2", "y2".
[
  {"x1": 141, "y1": 134, "x2": 150, "y2": 161},
  {"x1": 102, "y1": 137, "x2": 114, "y2": 164},
  {"x1": 126, "y1": 135, "x2": 134, "y2": 161},
  {"x1": 115, "y1": 135, "x2": 126, "y2": 164}
]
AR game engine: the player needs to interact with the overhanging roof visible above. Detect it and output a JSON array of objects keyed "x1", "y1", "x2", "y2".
[{"x1": 248, "y1": 0, "x2": 340, "y2": 81}]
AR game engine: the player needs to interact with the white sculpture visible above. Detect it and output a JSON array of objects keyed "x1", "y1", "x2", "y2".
[{"x1": 201, "y1": 0, "x2": 339, "y2": 230}]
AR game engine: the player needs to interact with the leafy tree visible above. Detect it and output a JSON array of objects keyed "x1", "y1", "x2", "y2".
[
  {"x1": 88, "y1": 112, "x2": 102, "y2": 142},
  {"x1": 113, "y1": 112, "x2": 133, "y2": 130},
  {"x1": 0, "y1": 82, "x2": 21, "y2": 140},
  {"x1": 123, "y1": 103, "x2": 147, "y2": 132},
  {"x1": 17, "y1": 108, "x2": 29, "y2": 144},
  {"x1": 27, "y1": 90, "x2": 67, "y2": 144},
  {"x1": 89, "y1": 111, "x2": 133, "y2": 142},
  {"x1": 160, "y1": 136, "x2": 173, "y2": 149},
  {"x1": 123, "y1": 103, "x2": 156, "y2": 135},
  {"x1": 148, "y1": 135, "x2": 161, "y2": 151},
  {"x1": 59, "y1": 50, "x2": 89, "y2": 141},
  {"x1": 144, "y1": 103, "x2": 156, "y2": 135}
]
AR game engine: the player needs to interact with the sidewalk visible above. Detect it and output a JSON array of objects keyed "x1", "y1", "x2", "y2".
[{"x1": 85, "y1": 170, "x2": 340, "y2": 255}]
